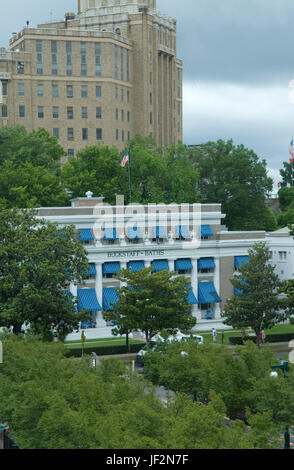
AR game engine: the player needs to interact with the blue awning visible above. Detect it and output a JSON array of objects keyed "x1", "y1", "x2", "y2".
[
  {"x1": 187, "y1": 287, "x2": 198, "y2": 305},
  {"x1": 78, "y1": 229, "x2": 94, "y2": 242},
  {"x1": 198, "y1": 258, "x2": 216, "y2": 270},
  {"x1": 201, "y1": 225, "x2": 214, "y2": 238},
  {"x1": 127, "y1": 261, "x2": 145, "y2": 273},
  {"x1": 152, "y1": 226, "x2": 168, "y2": 238},
  {"x1": 175, "y1": 259, "x2": 193, "y2": 271},
  {"x1": 77, "y1": 289, "x2": 102, "y2": 312},
  {"x1": 104, "y1": 228, "x2": 118, "y2": 240},
  {"x1": 235, "y1": 256, "x2": 249, "y2": 269},
  {"x1": 102, "y1": 262, "x2": 120, "y2": 275},
  {"x1": 176, "y1": 226, "x2": 191, "y2": 238},
  {"x1": 103, "y1": 287, "x2": 119, "y2": 311},
  {"x1": 234, "y1": 288, "x2": 243, "y2": 295},
  {"x1": 198, "y1": 282, "x2": 222, "y2": 304},
  {"x1": 128, "y1": 227, "x2": 143, "y2": 239},
  {"x1": 152, "y1": 260, "x2": 169, "y2": 272},
  {"x1": 88, "y1": 263, "x2": 96, "y2": 276}
]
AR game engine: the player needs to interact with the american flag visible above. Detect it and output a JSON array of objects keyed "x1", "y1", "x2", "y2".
[
  {"x1": 289, "y1": 139, "x2": 294, "y2": 163},
  {"x1": 121, "y1": 150, "x2": 129, "y2": 167}
]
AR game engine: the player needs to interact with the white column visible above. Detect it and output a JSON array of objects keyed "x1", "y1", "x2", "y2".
[
  {"x1": 168, "y1": 259, "x2": 175, "y2": 272},
  {"x1": 191, "y1": 258, "x2": 200, "y2": 322},
  {"x1": 95, "y1": 262, "x2": 106, "y2": 327},
  {"x1": 214, "y1": 257, "x2": 221, "y2": 319},
  {"x1": 120, "y1": 262, "x2": 127, "y2": 287},
  {"x1": 70, "y1": 282, "x2": 77, "y2": 297},
  {"x1": 145, "y1": 260, "x2": 151, "y2": 268}
]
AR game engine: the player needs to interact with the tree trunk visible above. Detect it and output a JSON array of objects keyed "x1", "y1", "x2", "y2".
[{"x1": 126, "y1": 331, "x2": 129, "y2": 352}]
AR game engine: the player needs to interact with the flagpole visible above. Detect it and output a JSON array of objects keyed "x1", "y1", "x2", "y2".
[{"x1": 128, "y1": 147, "x2": 132, "y2": 204}]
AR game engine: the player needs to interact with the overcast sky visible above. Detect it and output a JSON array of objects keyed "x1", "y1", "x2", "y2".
[{"x1": 1, "y1": 0, "x2": 294, "y2": 189}]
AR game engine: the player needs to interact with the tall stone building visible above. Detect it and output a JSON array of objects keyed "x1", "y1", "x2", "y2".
[{"x1": 0, "y1": 0, "x2": 183, "y2": 160}]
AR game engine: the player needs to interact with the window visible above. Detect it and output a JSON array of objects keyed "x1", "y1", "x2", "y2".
[
  {"x1": 121, "y1": 110, "x2": 124, "y2": 122},
  {"x1": 127, "y1": 111, "x2": 130, "y2": 123},
  {"x1": 149, "y1": 72, "x2": 152, "y2": 85},
  {"x1": 2, "y1": 82, "x2": 7, "y2": 96},
  {"x1": 122, "y1": 130, "x2": 125, "y2": 142},
  {"x1": 150, "y1": 112, "x2": 153, "y2": 125},
  {"x1": 149, "y1": 52, "x2": 152, "y2": 64},
  {"x1": 67, "y1": 128, "x2": 74, "y2": 141},
  {"x1": 114, "y1": 45, "x2": 119, "y2": 80},
  {"x1": 52, "y1": 106, "x2": 59, "y2": 119},
  {"x1": 37, "y1": 84, "x2": 44, "y2": 97},
  {"x1": 18, "y1": 83, "x2": 25, "y2": 97},
  {"x1": 120, "y1": 47, "x2": 124, "y2": 81},
  {"x1": 126, "y1": 50, "x2": 130, "y2": 82},
  {"x1": 51, "y1": 40, "x2": 58, "y2": 75},
  {"x1": 96, "y1": 86, "x2": 101, "y2": 99},
  {"x1": 127, "y1": 131, "x2": 130, "y2": 141},
  {"x1": 68, "y1": 149, "x2": 74, "y2": 159},
  {"x1": 17, "y1": 62, "x2": 24, "y2": 74},
  {"x1": 127, "y1": 90, "x2": 130, "y2": 103},
  {"x1": 116, "y1": 129, "x2": 119, "y2": 141},
  {"x1": 115, "y1": 87, "x2": 118, "y2": 100},
  {"x1": 96, "y1": 128, "x2": 102, "y2": 141},
  {"x1": 82, "y1": 128, "x2": 88, "y2": 140},
  {"x1": 53, "y1": 128, "x2": 59, "y2": 139},
  {"x1": 96, "y1": 106, "x2": 102, "y2": 120},
  {"x1": 66, "y1": 42, "x2": 72, "y2": 76},
  {"x1": 38, "y1": 106, "x2": 44, "y2": 119},
  {"x1": 36, "y1": 40, "x2": 43, "y2": 75},
  {"x1": 80, "y1": 42, "x2": 87, "y2": 77},
  {"x1": 115, "y1": 28, "x2": 121, "y2": 36},
  {"x1": 279, "y1": 251, "x2": 287, "y2": 261},
  {"x1": 67, "y1": 106, "x2": 74, "y2": 119},
  {"x1": 150, "y1": 92, "x2": 152, "y2": 105},
  {"x1": 115, "y1": 108, "x2": 119, "y2": 120},
  {"x1": 121, "y1": 88, "x2": 124, "y2": 102},
  {"x1": 67, "y1": 85, "x2": 73, "y2": 98},
  {"x1": 82, "y1": 107, "x2": 88, "y2": 119},
  {"x1": 1, "y1": 105, "x2": 8, "y2": 118},
  {"x1": 81, "y1": 85, "x2": 88, "y2": 98},
  {"x1": 52, "y1": 84, "x2": 59, "y2": 98},
  {"x1": 148, "y1": 28, "x2": 152, "y2": 44},
  {"x1": 19, "y1": 105, "x2": 25, "y2": 118},
  {"x1": 95, "y1": 43, "x2": 101, "y2": 77}
]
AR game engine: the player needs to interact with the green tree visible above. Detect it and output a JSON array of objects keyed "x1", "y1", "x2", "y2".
[
  {"x1": 189, "y1": 140, "x2": 276, "y2": 231},
  {"x1": 103, "y1": 267, "x2": 196, "y2": 343},
  {"x1": 0, "y1": 335, "x2": 280, "y2": 449},
  {"x1": 221, "y1": 242, "x2": 285, "y2": 347},
  {"x1": 0, "y1": 209, "x2": 89, "y2": 340},
  {"x1": 0, "y1": 126, "x2": 68, "y2": 208},
  {"x1": 279, "y1": 160, "x2": 294, "y2": 188}
]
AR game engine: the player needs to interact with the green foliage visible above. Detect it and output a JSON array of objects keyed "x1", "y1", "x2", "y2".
[
  {"x1": 279, "y1": 161, "x2": 294, "y2": 188},
  {"x1": 229, "y1": 333, "x2": 294, "y2": 345},
  {"x1": 0, "y1": 336, "x2": 281, "y2": 449},
  {"x1": 0, "y1": 126, "x2": 68, "y2": 208},
  {"x1": 103, "y1": 267, "x2": 196, "y2": 342},
  {"x1": 189, "y1": 139, "x2": 276, "y2": 231},
  {"x1": 221, "y1": 242, "x2": 285, "y2": 344},
  {"x1": 65, "y1": 342, "x2": 143, "y2": 358},
  {"x1": 0, "y1": 209, "x2": 89, "y2": 340}
]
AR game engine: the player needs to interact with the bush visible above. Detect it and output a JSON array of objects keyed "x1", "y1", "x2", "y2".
[
  {"x1": 290, "y1": 317, "x2": 294, "y2": 325},
  {"x1": 65, "y1": 342, "x2": 143, "y2": 358},
  {"x1": 229, "y1": 332, "x2": 294, "y2": 345}
]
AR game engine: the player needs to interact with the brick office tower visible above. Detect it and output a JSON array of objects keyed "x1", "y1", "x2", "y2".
[{"x1": 0, "y1": 0, "x2": 183, "y2": 160}]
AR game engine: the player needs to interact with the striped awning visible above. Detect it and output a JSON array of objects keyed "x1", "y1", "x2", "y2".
[
  {"x1": 77, "y1": 289, "x2": 102, "y2": 312},
  {"x1": 198, "y1": 258, "x2": 216, "y2": 270},
  {"x1": 127, "y1": 261, "x2": 145, "y2": 273},
  {"x1": 103, "y1": 287, "x2": 119, "y2": 311},
  {"x1": 198, "y1": 282, "x2": 222, "y2": 304},
  {"x1": 88, "y1": 263, "x2": 96, "y2": 276},
  {"x1": 152, "y1": 226, "x2": 168, "y2": 238},
  {"x1": 235, "y1": 256, "x2": 249, "y2": 269},
  {"x1": 201, "y1": 225, "x2": 214, "y2": 238},
  {"x1": 152, "y1": 260, "x2": 169, "y2": 272},
  {"x1": 187, "y1": 287, "x2": 198, "y2": 305},
  {"x1": 102, "y1": 262, "x2": 120, "y2": 275},
  {"x1": 104, "y1": 228, "x2": 118, "y2": 240},
  {"x1": 175, "y1": 259, "x2": 193, "y2": 271},
  {"x1": 175, "y1": 226, "x2": 191, "y2": 238},
  {"x1": 78, "y1": 229, "x2": 94, "y2": 242},
  {"x1": 128, "y1": 227, "x2": 143, "y2": 239}
]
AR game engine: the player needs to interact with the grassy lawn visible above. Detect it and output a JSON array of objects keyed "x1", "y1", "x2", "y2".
[{"x1": 196, "y1": 324, "x2": 294, "y2": 345}]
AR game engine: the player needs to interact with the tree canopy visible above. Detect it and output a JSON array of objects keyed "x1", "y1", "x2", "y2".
[
  {"x1": 0, "y1": 335, "x2": 283, "y2": 449},
  {"x1": 103, "y1": 267, "x2": 196, "y2": 342},
  {"x1": 0, "y1": 209, "x2": 89, "y2": 340},
  {"x1": 189, "y1": 139, "x2": 276, "y2": 231},
  {"x1": 221, "y1": 242, "x2": 285, "y2": 345}
]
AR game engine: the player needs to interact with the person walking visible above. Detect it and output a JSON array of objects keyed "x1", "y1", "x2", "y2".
[{"x1": 212, "y1": 328, "x2": 218, "y2": 343}]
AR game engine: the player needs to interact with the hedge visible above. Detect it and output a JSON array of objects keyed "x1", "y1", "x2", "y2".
[
  {"x1": 229, "y1": 332, "x2": 294, "y2": 345},
  {"x1": 64, "y1": 342, "x2": 143, "y2": 358}
]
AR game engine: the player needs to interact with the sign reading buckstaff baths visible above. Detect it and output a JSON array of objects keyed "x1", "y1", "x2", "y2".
[{"x1": 107, "y1": 250, "x2": 165, "y2": 258}]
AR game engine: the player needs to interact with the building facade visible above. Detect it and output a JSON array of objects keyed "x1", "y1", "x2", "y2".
[
  {"x1": 0, "y1": 0, "x2": 183, "y2": 160},
  {"x1": 36, "y1": 195, "x2": 268, "y2": 340}
]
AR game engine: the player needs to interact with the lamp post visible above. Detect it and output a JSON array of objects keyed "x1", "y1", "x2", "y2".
[{"x1": 270, "y1": 361, "x2": 291, "y2": 449}]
